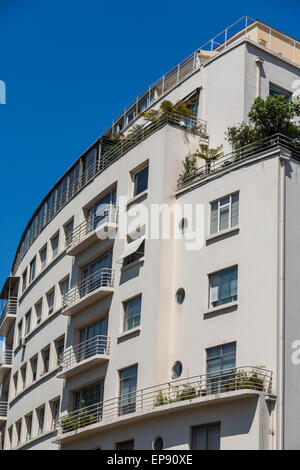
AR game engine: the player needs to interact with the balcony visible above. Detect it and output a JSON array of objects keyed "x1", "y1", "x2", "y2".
[
  {"x1": 0, "y1": 402, "x2": 8, "y2": 427},
  {"x1": 62, "y1": 268, "x2": 115, "y2": 316},
  {"x1": 0, "y1": 297, "x2": 18, "y2": 337},
  {"x1": 66, "y1": 205, "x2": 119, "y2": 257},
  {"x1": 54, "y1": 366, "x2": 273, "y2": 443},
  {"x1": 0, "y1": 349, "x2": 13, "y2": 382},
  {"x1": 57, "y1": 335, "x2": 111, "y2": 379}
]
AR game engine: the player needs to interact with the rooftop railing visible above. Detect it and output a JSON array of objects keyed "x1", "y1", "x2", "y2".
[
  {"x1": 0, "y1": 297, "x2": 18, "y2": 329},
  {"x1": 58, "y1": 335, "x2": 111, "y2": 372},
  {"x1": 55, "y1": 366, "x2": 272, "y2": 436},
  {"x1": 66, "y1": 204, "x2": 118, "y2": 251},
  {"x1": 0, "y1": 401, "x2": 8, "y2": 418},
  {"x1": 177, "y1": 134, "x2": 300, "y2": 190},
  {"x1": 0, "y1": 349, "x2": 13, "y2": 366},
  {"x1": 63, "y1": 268, "x2": 115, "y2": 310}
]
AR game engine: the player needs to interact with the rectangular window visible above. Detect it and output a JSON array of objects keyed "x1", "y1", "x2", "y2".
[
  {"x1": 37, "y1": 406, "x2": 45, "y2": 436},
  {"x1": 13, "y1": 373, "x2": 18, "y2": 396},
  {"x1": 64, "y1": 219, "x2": 74, "y2": 246},
  {"x1": 209, "y1": 266, "x2": 238, "y2": 308},
  {"x1": 269, "y1": 84, "x2": 291, "y2": 99},
  {"x1": 191, "y1": 423, "x2": 221, "y2": 450},
  {"x1": 30, "y1": 356, "x2": 38, "y2": 382},
  {"x1": 206, "y1": 342, "x2": 236, "y2": 394},
  {"x1": 123, "y1": 295, "x2": 142, "y2": 332},
  {"x1": 42, "y1": 347, "x2": 50, "y2": 375},
  {"x1": 210, "y1": 193, "x2": 239, "y2": 235},
  {"x1": 47, "y1": 289, "x2": 55, "y2": 315},
  {"x1": 17, "y1": 320, "x2": 23, "y2": 346},
  {"x1": 40, "y1": 246, "x2": 47, "y2": 270},
  {"x1": 35, "y1": 300, "x2": 43, "y2": 325},
  {"x1": 20, "y1": 364, "x2": 27, "y2": 389},
  {"x1": 25, "y1": 413, "x2": 33, "y2": 441},
  {"x1": 16, "y1": 420, "x2": 22, "y2": 446},
  {"x1": 115, "y1": 440, "x2": 135, "y2": 450},
  {"x1": 51, "y1": 233, "x2": 59, "y2": 259},
  {"x1": 29, "y1": 257, "x2": 36, "y2": 283},
  {"x1": 25, "y1": 310, "x2": 31, "y2": 336},
  {"x1": 59, "y1": 278, "x2": 69, "y2": 307},
  {"x1": 133, "y1": 165, "x2": 149, "y2": 197},
  {"x1": 123, "y1": 236, "x2": 145, "y2": 267},
  {"x1": 119, "y1": 365, "x2": 138, "y2": 415},
  {"x1": 51, "y1": 399, "x2": 60, "y2": 429},
  {"x1": 73, "y1": 381, "x2": 104, "y2": 411},
  {"x1": 22, "y1": 269, "x2": 27, "y2": 293},
  {"x1": 55, "y1": 337, "x2": 65, "y2": 366}
]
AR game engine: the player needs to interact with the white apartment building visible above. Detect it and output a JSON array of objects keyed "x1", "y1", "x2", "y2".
[{"x1": 0, "y1": 16, "x2": 300, "y2": 450}]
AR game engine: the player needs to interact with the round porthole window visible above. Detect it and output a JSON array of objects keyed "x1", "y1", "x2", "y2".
[
  {"x1": 172, "y1": 361, "x2": 183, "y2": 379},
  {"x1": 152, "y1": 436, "x2": 164, "y2": 451},
  {"x1": 176, "y1": 288, "x2": 185, "y2": 304},
  {"x1": 179, "y1": 218, "x2": 188, "y2": 234}
]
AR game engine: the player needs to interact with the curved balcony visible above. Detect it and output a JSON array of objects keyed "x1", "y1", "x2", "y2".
[
  {"x1": 57, "y1": 335, "x2": 111, "y2": 379},
  {"x1": 66, "y1": 204, "x2": 118, "y2": 257},
  {"x1": 0, "y1": 401, "x2": 8, "y2": 427},
  {"x1": 62, "y1": 268, "x2": 115, "y2": 317},
  {"x1": 0, "y1": 349, "x2": 13, "y2": 382},
  {"x1": 54, "y1": 366, "x2": 273, "y2": 444},
  {"x1": 0, "y1": 297, "x2": 18, "y2": 337}
]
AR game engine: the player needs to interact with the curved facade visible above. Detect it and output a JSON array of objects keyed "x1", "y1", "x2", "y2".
[{"x1": 0, "y1": 18, "x2": 300, "y2": 450}]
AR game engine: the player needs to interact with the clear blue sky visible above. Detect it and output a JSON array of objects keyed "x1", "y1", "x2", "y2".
[{"x1": 0, "y1": 0, "x2": 299, "y2": 290}]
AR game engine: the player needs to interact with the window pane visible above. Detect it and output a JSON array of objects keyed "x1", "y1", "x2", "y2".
[
  {"x1": 210, "y1": 202, "x2": 218, "y2": 234},
  {"x1": 124, "y1": 296, "x2": 141, "y2": 331},
  {"x1": 134, "y1": 166, "x2": 148, "y2": 196},
  {"x1": 219, "y1": 206, "x2": 229, "y2": 231},
  {"x1": 231, "y1": 193, "x2": 239, "y2": 227}
]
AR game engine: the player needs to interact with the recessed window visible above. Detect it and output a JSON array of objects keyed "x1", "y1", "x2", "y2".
[
  {"x1": 37, "y1": 406, "x2": 45, "y2": 436},
  {"x1": 152, "y1": 436, "x2": 164, "y2": 450},
  {"x1": 35, "y1": 299, "x2": 43, "y2": 325},
  {"x1": 59, "y1": 277, "x2": 69, "y2": 307},
  {"x1": 206, "y1": 342, "x2": 236, "y2": 394},
  {"x1": 122, "y1": 236, "x2": 145, "y2": 267},
  {"x1": 29, "y1": 257, "x2": 36, "y2": 283},
  {"x1": 119, "y1": 365, "x2": 138, "y2": 415},
  {"x1": 176, "y1": 288, "x2": 185, "y2": 305},
  {"x1": 25, "y1": 413, "x2": 33, "y2": 442},
  {"x1": 210, "y1": 193, "x2": 239, "y2": 235},
  {"x1": 115, "y1": 439, "x2": 135, "y2": 450},
  {"x1": 133, "y1": 165, "x2": 149, "y2": 197},
  {"x1": 25, "y1": 310, "x2": 31, "y2": 336},
  {"x1": 180, "y1": 218, "x2": 188, "y2": 234},
  {"x1": 73, "y1": 381, "x2": 104, "y2": 411},
  {"x1": 47, "y1": 289, "x2": 55, "y2": 315},
  {"x1": 191, "y1": 423, "x2": 221, "y2": 450},
  {"x1": 209, "y1": 266, "x2": 238, "y2": 308},
  {"x1": 30, "y1": 356, "x2": 38, "y2": 382},
  {"x1": 123, "y1": 295, "x2": 142, "y2": 332},
  {"x1": 269, "y1": 84, "x2": 291, "y2": 99},
  {"x1": 40, "y1": 246, "x2": 47, "y2": 270},
  {"x1": 55, "y1": 337, "x2": 65, "y2": 366},
  {"x1": 172, "y1": 361, "x2": 183, "y2": 379},
  {"x1": 51, "y1": 233, "x2": 59, "y2": 259},
  {"x1": 42, "y1": 346, "x2": 50, "y2": 375},
  {"x1": 51, "y1": 399, "x2": 60, "y2": 429},
  {"x1": 64, "y1": 219, "x2": 74, "y2": 246},
  {"x1": 22, "y1": 269, "x2": 27, "y2": 293}
]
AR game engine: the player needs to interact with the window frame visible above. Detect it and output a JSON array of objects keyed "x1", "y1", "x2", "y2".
[
  {"x1": 123, "y1": 294, "x2": 142, "y2": 332},
  {"x1": 208, "y1": 265, "x2": 238, "y2": 309},
  {"x1": 210, "y1": 192, "x2": 239, "y2": 235}
]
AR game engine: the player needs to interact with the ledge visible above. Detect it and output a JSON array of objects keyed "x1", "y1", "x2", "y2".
[
  {"x1": 117, "y1": 326, "x2": 141, "y2": 341},
  {"x1": 14, "y1": 429, "x2": 57, "y2": 450},
  {"x1": 9, "y1": 367, "x2": 59, "y2": 406},
  {"x1": 203, "y1": 301, "x2": 238, "y2": 317},
  {"x1": 121, "y1": 257, "x2": 145, "y2": 273},
  {"x1": 126, "y1": 190, "x2": 148, "y2": 209},
  {"x1": 205, "y1": 226, "x2": 240, "y2": 244}
]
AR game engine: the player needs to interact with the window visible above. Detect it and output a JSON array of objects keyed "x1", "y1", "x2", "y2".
[
  {"x1": 25, "y1": 413, "x2": 33, "y2": 441},
  {"x1": 64, "y1": 219, "x2": 74, "y2": 246},
  {"x1": 152, "y1": 437, "x2": 164, "y2": 450},
  {"x1": 22, "y1": 269, "x2": 27, "y2": 293},
  {"x1": 8, "y1": 427, "x2": 13, "y2": 450},
  {"x1": 51, "y1": 399, "x2": 60, "y2": 429},
  {"x1": 40, "y1": 246, "x2": 47, "y2": 270},
  {"x1": 73, "y1": 381, "x2": 104, "y2": 411},
  {"x1": 55, "y1": 337, "x2": 65, "y2": 366},
  {"x1": 210, "y1": 193, "x2": 239, "y2": 234},
  {"x1": 16, "y1": 420, "x2": 22, "y2": 446},
  {"x1": 209, "y1": 266, "x2": 237, "y2": 308},
  {"x1": 172, "y1": 361, "x2": 183, "y2": 379},
  {"x1": 29, "y1": 257, "x2": 36, "y2": 283},
  {"x1": 115, "y1": 439, "x2": 135, "y2": 450},
  {"x1": 122, "y1": 236, "x2": 145, "y2": 267},
  {"x1": 119, "y1": 365, "x2": 138, "y2": 415},
  {"x1": 47, "y1": 289, "x2": 55, "y2": 315},
  {"x1": 59, "y1": 277, "x2": 69, "y2": 307},
  {"x1": 269, "y1": 84, "x2": 291, "y2": 99},
  {"x1": 206, "y1": 342, "x2": 236, "y2": 394},
  {"x1": 25, "y1": 310, "x2": 31, "y2": 336},
  {"x1": 42, "y1": 347, "x2": 50, "y2": 375},
  {"x1": 87, "y1": 190, "x2": 116, "y2": 233},
  {"x1": 30, "y1": 356, "x2": 38, "y2": 382},
  {"x1": 20, "y1": 364, "x2": 27, "y2": 389},
  {"x1": 35, "y1": 300, "x2": 43, "y2": 325},
  {"x1": 13, "y1": 373, "x2": 18, "y2": 396},
  {"x1": 123, "y1": 295, "x2": 141, "y2": 332},
  {"x1": 17, "y1": 320, "x2": 23, "y2": 346},
  {"x1": 191, "y1": 423, "x2": 221, "y2": 450},
  {"x1": 37, "y1": 406, "x2": 45, "y2": 436},
  {"x1": 133, "y1": 165, "x2": 149, "y2": 197},
  {"x1": 81, "y1": 251, "x2": 112, "y2": 297},
  {"x1": 176, "y1": 288, "x2": 185, "y2": 304},
  {"x1": 51, "y1": 233, "x2": 59, "y2": 259}
]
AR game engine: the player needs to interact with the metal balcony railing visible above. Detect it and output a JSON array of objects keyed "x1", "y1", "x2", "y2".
[
  {"x1": 63, "y1": 268, "x2": 115, "y2": 310},
  {"x1": 55, "y1": 366, "x2": 272, "y2": 435},
  {"x1": 0, "y1": 401, "x2": 8, "y2": 418},
  {"x1": 177, "y1": 134, "x2": 300, "y2": 189},
  {"x1": 58, "y1": 335, "x2": 111, "y2": 372},
  {"x1": 0, "y1": 297, "x2": 18, "y2": 328},
  {"x1": 66, "y1": 204, "x2": 118, "y2": 251},
  {"x1": 0, "y1": 349, "x2": 13, "y2": 366}
]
